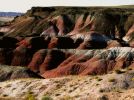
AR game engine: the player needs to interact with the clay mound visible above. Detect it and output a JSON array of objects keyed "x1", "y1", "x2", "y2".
[
  {"x1": 11, "y1": 45, "x2": 31, "y2": 66},
  {"x1": 41, "y1": 47, "x2": 134, "y2": 78},
  {"x1": 28, "y1": 49, "x2": 47, "y2": 73},
  {"x1": 0, "y1": 45, "x2": 134, "y2": 78},
  {"x1": 1, "y1": 45, "x2": 134, "y2": 78},
  {"x1": 39, "y1": 49, "x2": 66, "y2": 74},
  {"x1": 0, "y1": 65, "x2": 42, "y2": 82}
]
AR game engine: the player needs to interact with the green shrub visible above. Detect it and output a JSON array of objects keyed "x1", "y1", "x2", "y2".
[
  {"x1": 95, "y1": 76, "x2": 103, "y2": 81},
  {"x1": 115, "y1": 69, "x2": 126, "y2": 74},
  {"x1": 60, "y1": 95, "x2": 73, "y2": 100},
  {"x1": 108, "y1": 78, "x2": 116, "y2": 82},
  {"x1": 99, "y1": 89, "x2": 105, "y2": 93},
  {"x1": 131, "y1": 78, "x2": 134, "y2": 81},
  {"x1": 97, "y1": 78, "x2": 103, "y2": 81},
  {"x1": 25, "y1": 91, "x2": 36, "y2": 100},
  {"x1": 127, "y1": 67, "x2": 132, "y2": 70},
  {"x1": 41, "y1": 96, "x2": 53, "y2": 100}
]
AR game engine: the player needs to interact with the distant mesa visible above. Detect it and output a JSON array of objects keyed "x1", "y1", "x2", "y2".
[{"x1": 0, "y1": 12, "x2": 23, "y2": 17}]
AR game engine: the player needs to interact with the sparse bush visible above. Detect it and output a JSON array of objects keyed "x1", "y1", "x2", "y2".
[
  {"x1": 95, "y1": 76, "x2": 103, "y2": 81},
  {"x1": 41, "y1": 95, "x2": 53, "y2": 100},
  {"x1": 131, "y1": 78, "x2": 134, "y2": 81},
  {"x1": 25, "y1": 91, "x2": 36, "y2": 100},
  {"x1": 97, "y1": 78, "x2": 103, "y2": 81},
  {"x1": 99, "y1": 89, "x2": 105, "y2": 93},
  {"x1": 60, "y1": 95, "x2": 73, "y2": 100},
  {"x1": 108, "y1": 78, "x2": 116, "y2": 82},
  {"x1": 127, "y1": 67, "x2": 132, "y2": 70},
  {"x1": 96, "y1": 83, "x2": 100, "y2": 86},
  {"x1": 99, "y1": 95, "x2": 108, "y2": 100},
  {"x1": 115, "y1": 69, "x2": 126, "y2": 74},
  {"x1": 3, "y1": 94, "x2": 8, "y2": 97}
]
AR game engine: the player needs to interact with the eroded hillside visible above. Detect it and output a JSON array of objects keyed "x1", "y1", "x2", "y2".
[
  {"x1": 0, "y1": 7, "x2": 134, "y2": 45},
  {"x1": 0, "y1": 7, "x2": 134, "y2": 100},
  {"x1": 0, "y1": 7, "x2": 134, "y2": 78}
]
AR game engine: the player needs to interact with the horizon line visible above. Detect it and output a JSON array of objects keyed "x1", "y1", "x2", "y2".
[{"x1": 0, "y1": 4, "x2": 133, "y2": 13}]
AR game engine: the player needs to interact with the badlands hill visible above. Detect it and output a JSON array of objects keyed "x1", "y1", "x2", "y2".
[
  {"x1": 0, "y1": 46, "x2": 134, "y2": 78},
  {"x1": 0, "y1": 7, "x2": 133, "y2": 38},
  {"x1": 0, "y1": 6, "x2": 134, "y2": 100},
  {"x1": 0, "y1": 7, "x2": 134, "y2": 45}
]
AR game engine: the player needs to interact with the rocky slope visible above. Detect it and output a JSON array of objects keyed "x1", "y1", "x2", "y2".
[{"x1": 1, "y1": 70, "x2": 134, "y2": 100}]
